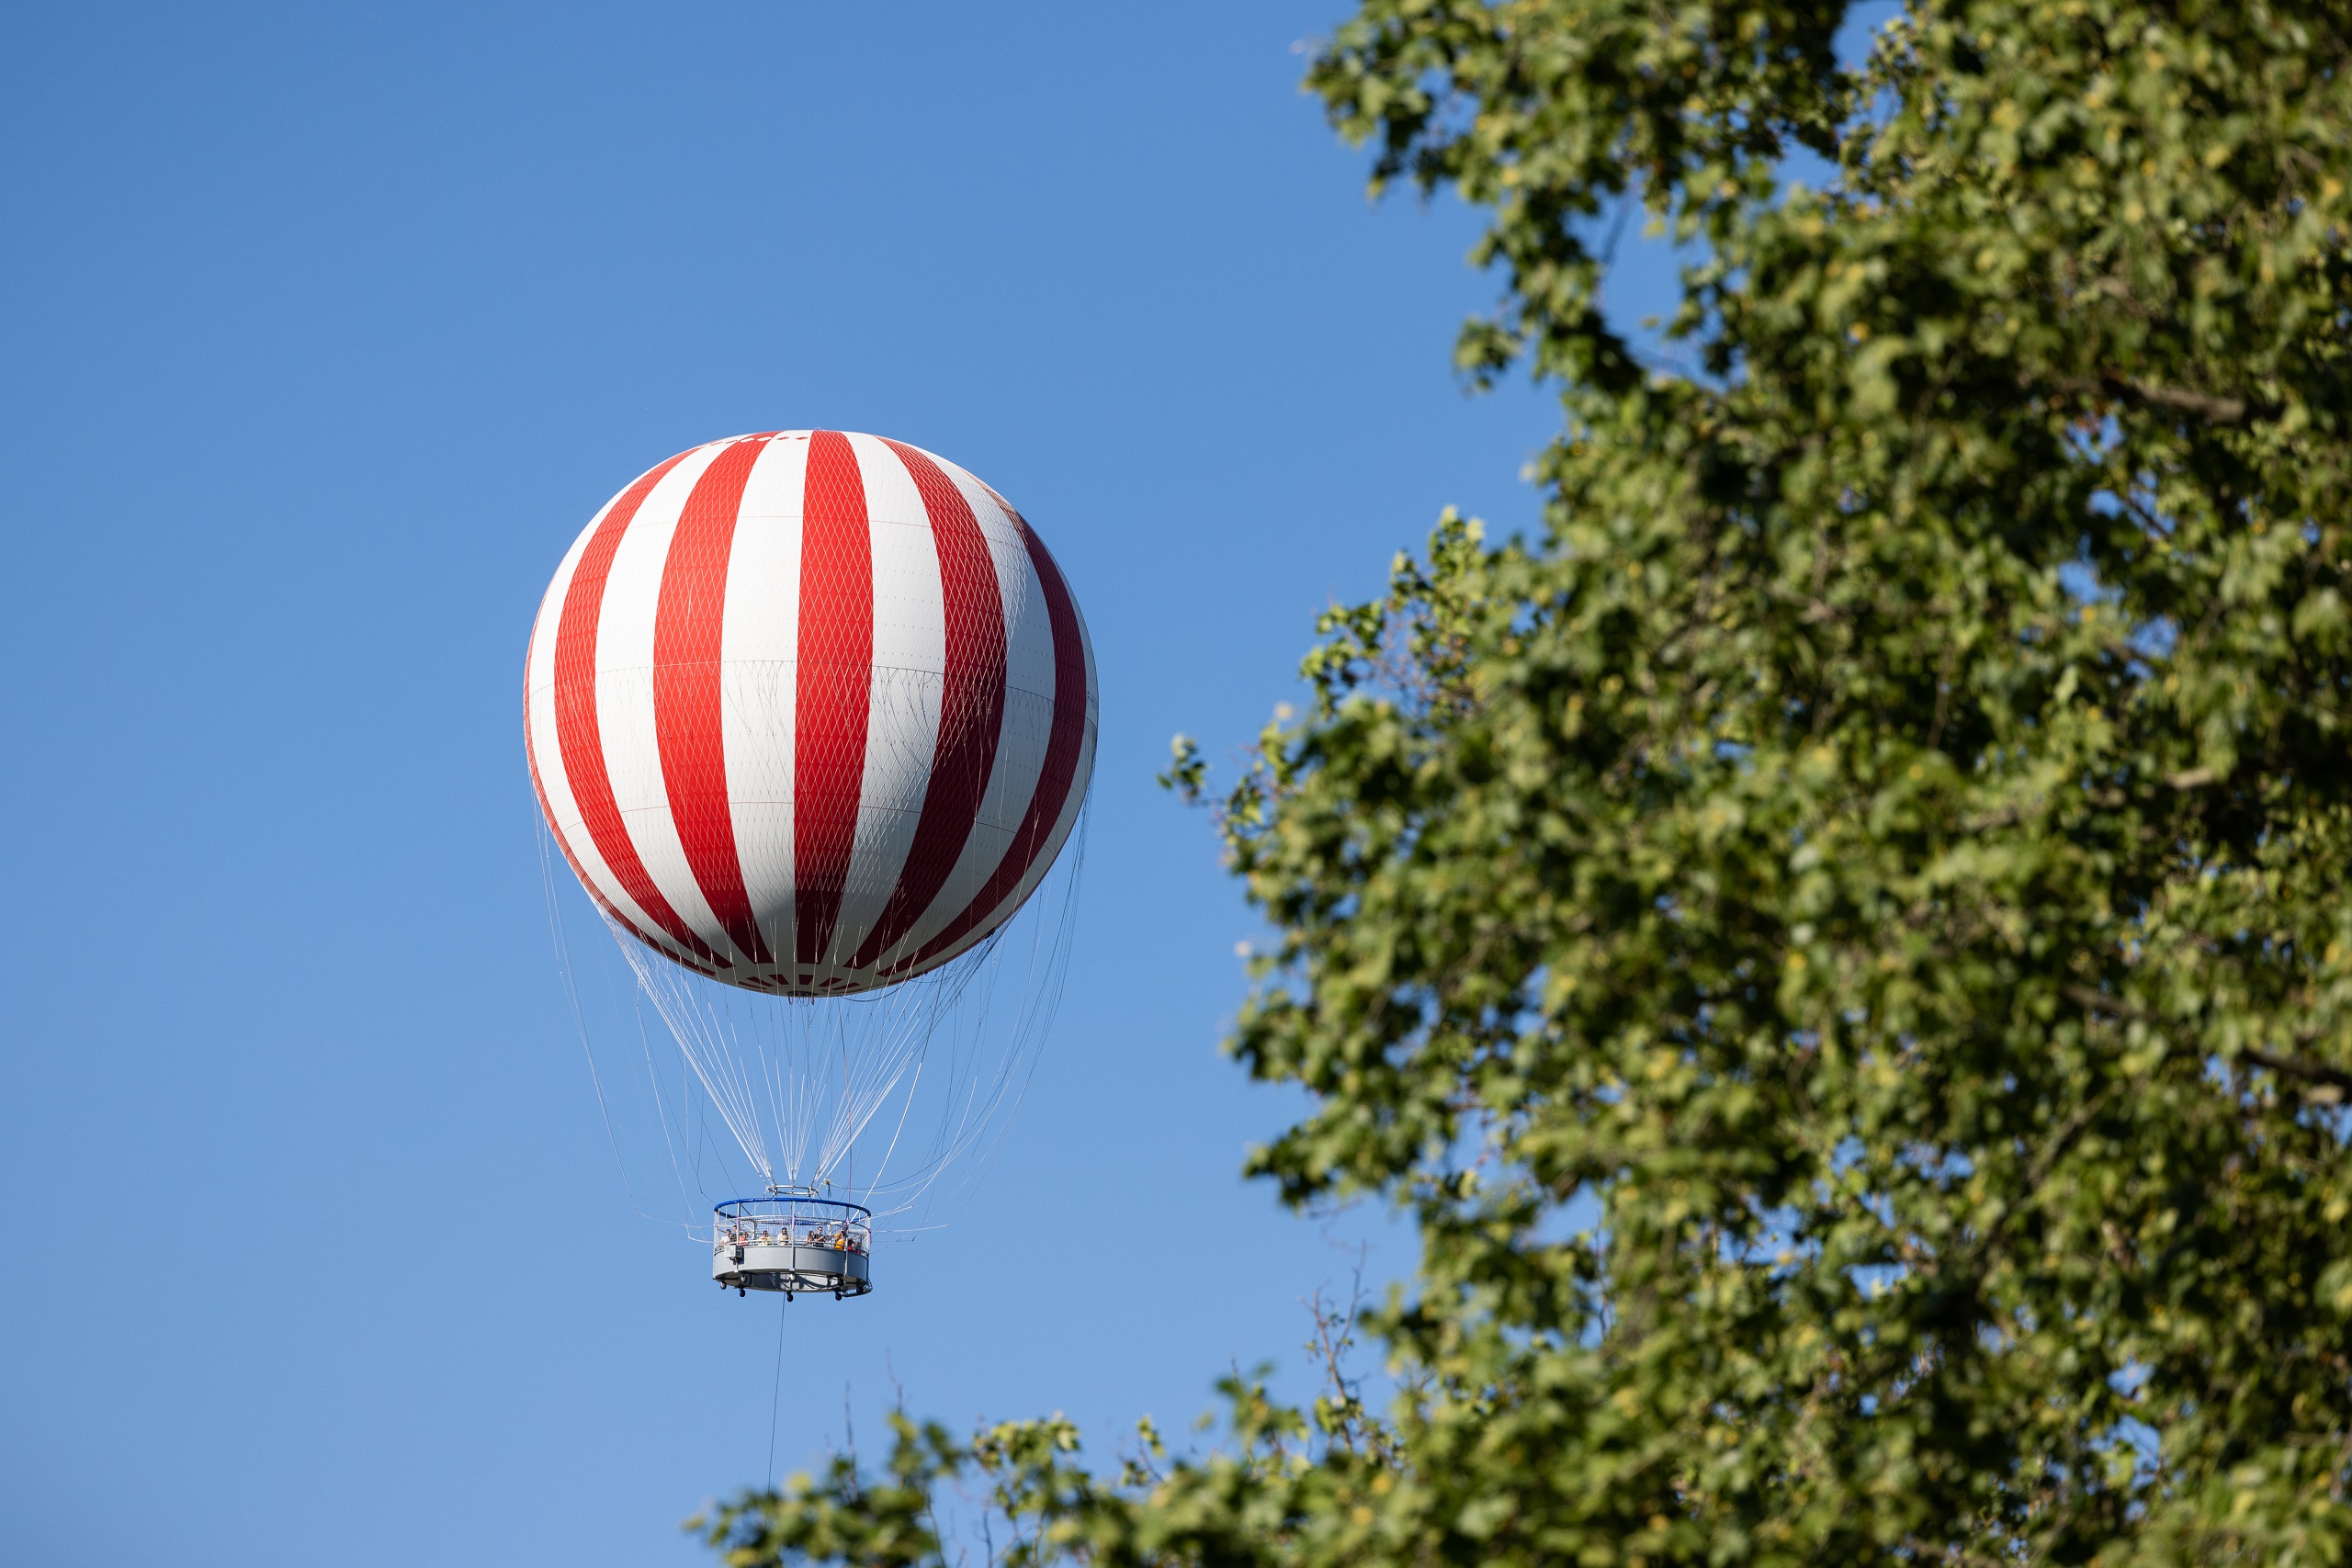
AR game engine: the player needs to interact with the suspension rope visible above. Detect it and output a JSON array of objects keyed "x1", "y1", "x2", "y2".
[{"x1": 562, "y1": 807, "x2": 1089, "y2": 1245}]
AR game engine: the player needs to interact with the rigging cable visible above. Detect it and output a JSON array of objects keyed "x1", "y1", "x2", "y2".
[{"x1": 538, "y1": 817, "x2": 641, "y2": 1213}]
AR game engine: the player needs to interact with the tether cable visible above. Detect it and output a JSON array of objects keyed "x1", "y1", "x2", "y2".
[{"x1": 766, "y1": 1291, "x2": 789, "y2": 1486}]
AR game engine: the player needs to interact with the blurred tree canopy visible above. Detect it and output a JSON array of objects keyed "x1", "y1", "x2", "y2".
[{"x1": 701, "y1": 2, "x2": 2352, "y2": 1564}]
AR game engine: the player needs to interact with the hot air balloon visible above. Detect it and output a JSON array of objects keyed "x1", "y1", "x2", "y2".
[{"x1": 526, "y1": 430, "x2": 1097, "y2": 1299}]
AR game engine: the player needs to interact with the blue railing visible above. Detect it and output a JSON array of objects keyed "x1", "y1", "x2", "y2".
[{"x1": 714, "y1": 1194, "x2": 872, "y2": 1256}]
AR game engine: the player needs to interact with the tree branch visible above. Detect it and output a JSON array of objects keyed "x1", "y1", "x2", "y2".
[
  {"x1": 2060, "y1": 986, "x2": 2352, "y2": 1099},
  {"x1": 2049, "y1": 371, "x2": 2281, "y2": 426},
  {"x1": 2239, "y1": 1045, "x2": 2352, "y2": 1102}
]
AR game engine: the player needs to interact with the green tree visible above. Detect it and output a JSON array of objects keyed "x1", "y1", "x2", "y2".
[{"x1": 700, "y1": 2, "x2": 2352, "y2": 1563}]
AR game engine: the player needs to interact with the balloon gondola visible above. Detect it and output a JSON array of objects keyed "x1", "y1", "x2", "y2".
[{"x1": 711, "y1": 1192, "x2": 873, "y2": 1299}]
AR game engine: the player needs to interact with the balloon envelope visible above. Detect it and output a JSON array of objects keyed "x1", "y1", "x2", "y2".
[{"x1": 526, "y1": 430, "x2": 1098, "y2": 998}]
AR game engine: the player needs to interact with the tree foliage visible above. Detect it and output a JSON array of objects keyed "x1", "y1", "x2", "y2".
[{"x1": 704, "y1": 3, "x2": 2352, "y2": 1564}]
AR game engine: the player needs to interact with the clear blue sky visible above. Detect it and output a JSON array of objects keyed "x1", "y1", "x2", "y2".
[{"x1": 0, "y1": 4, "x2": 1869, "y2": 1563}]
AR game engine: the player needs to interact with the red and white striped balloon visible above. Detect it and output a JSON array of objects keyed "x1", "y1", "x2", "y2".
[{"x1": 526, "y1": 430, "x2": 1097, "y2": 997}]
